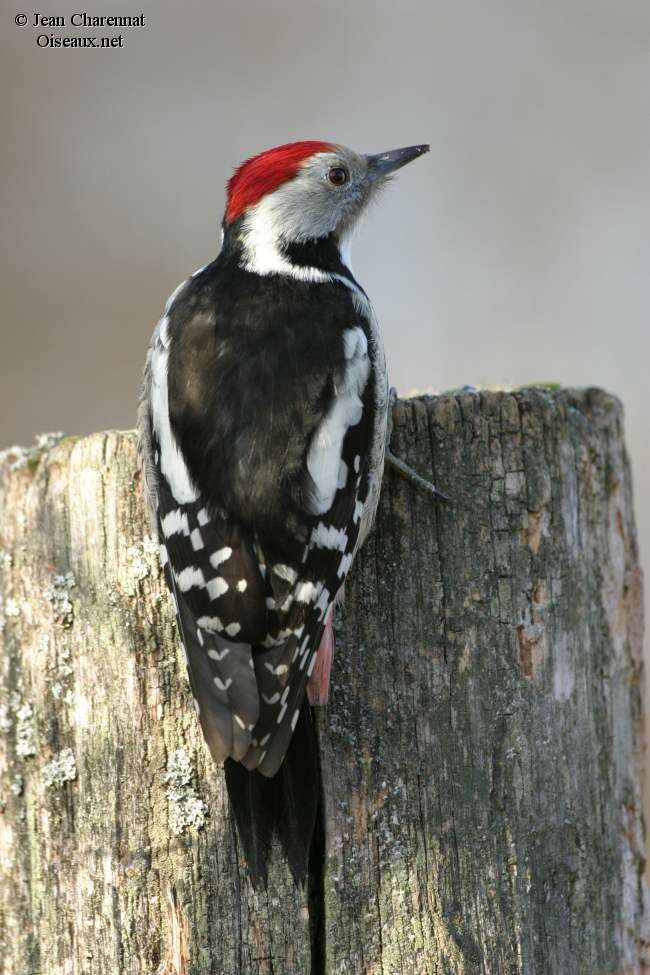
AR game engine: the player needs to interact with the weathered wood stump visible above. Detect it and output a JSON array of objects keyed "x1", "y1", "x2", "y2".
[{"x1": 0, "y1": 388, "x2": 647, "y2": 974}]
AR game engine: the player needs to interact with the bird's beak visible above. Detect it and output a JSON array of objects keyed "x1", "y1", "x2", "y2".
[{"x1": 365, "y1": 144, "x2": 430, "y2": 180}]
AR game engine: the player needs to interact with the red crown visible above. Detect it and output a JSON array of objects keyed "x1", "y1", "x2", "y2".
[{"x1": 225, "y1": 141, "x2": 334, "y2": 224}]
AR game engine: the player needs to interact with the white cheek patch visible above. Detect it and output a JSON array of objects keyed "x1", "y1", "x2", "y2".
[
  {"x1": 150, "y1": 316, "x2": 199, "y2": 505},
  {"x1": 240, "y1": 195, "x2": 332, "y2": 282},
  {"x1": 306, "y1": 326, "x2": 370, "y2": 515}
]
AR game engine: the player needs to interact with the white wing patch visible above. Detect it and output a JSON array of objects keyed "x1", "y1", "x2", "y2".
[
  {"x1": 342, "y1": 327, "x2": 367, "y2": 360},
  {"x1": 175, "y1": 566, "x2": 206, "y2": 591},
  {"x1": 161, "y1": 509, "x2": 190, "y2": 538},
  {"x1": 150, "y1": 300, "x2": 200, "y2": 505},
  {"x1": 311, "y1": 523, "x2": 348, "y2": 551},
  {"x1": 306, "y1": 326, "x2": 370, "y2": 515}
]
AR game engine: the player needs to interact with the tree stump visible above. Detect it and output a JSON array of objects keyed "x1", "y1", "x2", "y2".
[{"x1": 0, "y1": 388, "x2": 647, "y2": 974}]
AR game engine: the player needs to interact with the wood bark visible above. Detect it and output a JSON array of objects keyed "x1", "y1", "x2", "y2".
[{"x1": 0, "y1": 388, "x2": 647, "y2": 974}]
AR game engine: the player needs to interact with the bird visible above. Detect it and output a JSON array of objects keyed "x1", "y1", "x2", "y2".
[{"x1": 137, "y1": 140, "x2": 440, "y2": 887}]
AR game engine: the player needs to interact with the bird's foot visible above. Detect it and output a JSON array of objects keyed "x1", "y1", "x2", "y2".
[
  {"x1": 386, "y1": 387, "x2": 450, "y2": 503},
  {"x1": 385, "y1": 451, "x2": 450, "y2": 502}
]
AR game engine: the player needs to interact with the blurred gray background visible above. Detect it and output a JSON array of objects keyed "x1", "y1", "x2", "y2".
[{"x1": 2, "y1": 0, "x2": 648, "y2": 800}]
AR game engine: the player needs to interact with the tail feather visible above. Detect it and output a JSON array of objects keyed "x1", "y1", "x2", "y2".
[
  {"x1": 224, "y1": 759, "x2": 275, "y2": 887},
  {"x1": 225, "y1": 699, "x2": 320, "y2": 887},
  {"x1": 276, "y1": 700, "x2": 320, "y2": 885}
]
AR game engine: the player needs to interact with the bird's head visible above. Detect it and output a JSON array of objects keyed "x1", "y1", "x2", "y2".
[{"x1": 223, "y1": 140, "x2": 429, "y2": 275}]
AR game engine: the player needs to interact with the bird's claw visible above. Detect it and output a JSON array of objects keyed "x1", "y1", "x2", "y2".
[
  {"x1": 385, "y1": 451, "x2": 450, "y2": 502},
  {"x1": 386, "y1": 387, "x2": 450, "y2": 503}
]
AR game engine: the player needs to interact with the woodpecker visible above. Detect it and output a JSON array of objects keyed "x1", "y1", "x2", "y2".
[{"x1": 138, "y1": 140, "x2": 435, "y2": 885}]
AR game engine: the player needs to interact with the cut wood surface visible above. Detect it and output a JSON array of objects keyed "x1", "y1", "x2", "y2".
[{"x1": 0, "y1": 388, "x2": 647, "y2": 974}]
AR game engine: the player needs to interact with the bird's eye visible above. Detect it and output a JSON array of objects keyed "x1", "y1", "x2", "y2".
[{"x1": 328, "y1": 166, "x2": 349, "y2": 186}]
